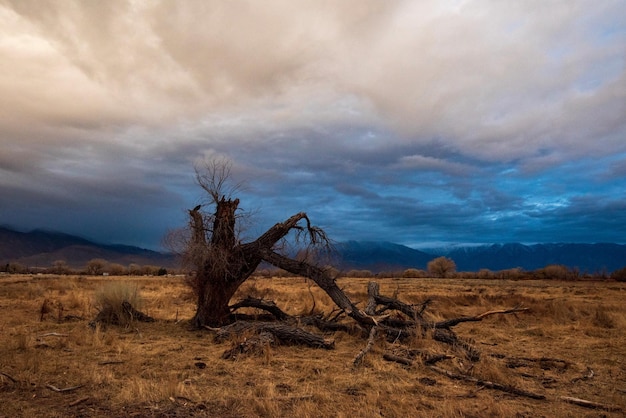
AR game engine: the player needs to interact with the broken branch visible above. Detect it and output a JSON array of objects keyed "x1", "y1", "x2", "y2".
[
  {"x1": 353, "y1": 326, "x2": 378, "y2": 367},
  {"x1": 68, "y1": 397, "x2": 89, "y2": 407},
  {"x1": 46, "y1": 384, "x2": 83, "y2": 393}
]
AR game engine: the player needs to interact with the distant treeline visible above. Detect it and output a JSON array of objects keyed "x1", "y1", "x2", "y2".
[
  {"x1": 256, "y1": 259, "x2": 626, "y2": 282},
  {"x1": 1, "y1": 258, "x2": 174, "y2": 277},
  {"x1": 2, "y1": 257, "x2": 625, "y2": 282}
]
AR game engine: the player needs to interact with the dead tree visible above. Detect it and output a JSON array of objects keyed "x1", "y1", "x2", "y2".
[
  {"x1": 178, "y1": 159, "x2": 358, "y2": 328},
  {"x1": 178, "y1": 158, "x2": 525, "y2": 345}
]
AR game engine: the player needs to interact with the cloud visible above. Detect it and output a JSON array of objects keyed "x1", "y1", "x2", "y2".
[{"x1": 0, "y1": 1, "x2": 624, "y2": 248}]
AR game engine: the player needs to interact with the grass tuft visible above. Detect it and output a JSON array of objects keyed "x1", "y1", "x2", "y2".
[{"x1": 94, "y1": 281, "x2": 143, "y2": 327}]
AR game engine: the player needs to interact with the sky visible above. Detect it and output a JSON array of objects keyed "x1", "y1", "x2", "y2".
[{"x1": 1, "y1": 1, "x2": 625, "y2": 251}]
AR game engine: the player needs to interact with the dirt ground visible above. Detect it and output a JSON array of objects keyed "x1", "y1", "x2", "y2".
[{"x1": 0, "y1": 274, "x2": 624, "y2": 417}]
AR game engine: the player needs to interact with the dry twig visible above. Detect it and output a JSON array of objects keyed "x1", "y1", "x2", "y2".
[
  {"x1": 68, "y1": 397, "x2": 89, "y2": 407},
  {"x1": 46, "y1": 384, "x2": 83, "y2": 393},
  {"x1": 560, "y1": 396, "x2": 623, "y2": 412},
  {"x1": 37, "y1": 333, "x2": 69, "y2": 338}
]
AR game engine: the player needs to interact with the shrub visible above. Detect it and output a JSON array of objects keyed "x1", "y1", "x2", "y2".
[
  {"x1": 610, "y1": 267, "x2": 626, "y2": 282},
  {"x1": 535, "y1": 264, "x2": 570, "y2": 280},
  {"x1": 427, "y1": 257, "x2": 456, "y2": 278},
  {"x1": 108, "y1": 263, "x2": 128, "y2": 276},
  {"x1": 402, "y1": 268, "x2": 426, "y2": 278},
  {"x1": 476, "y1": 269, "x2": 494, "y2": 279},
  {"x1": 496, "y1": 268, "x2": 525, "y2": 280},
  {"x1": 94, "y1": 282, "x2": 143, "y2": 327}
]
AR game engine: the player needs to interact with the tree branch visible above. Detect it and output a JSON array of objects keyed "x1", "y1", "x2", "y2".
[
  {"x1": 353, "y1": 326, "x2": 379, "y2": 367},
  {"x1": 229, "y1": 297, "x2": 292, "y2": 320},
  {"x1": 434, "y1": 306, "x2": 528, "y2": 329},
  {"x1": 259, "y1": 250, "x2": 373, "y2": 327},
  {"x1": 244, "y1": 212, "x2": 310, "y2": 253}
]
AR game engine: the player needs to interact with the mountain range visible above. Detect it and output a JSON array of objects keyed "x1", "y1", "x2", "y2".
[
  {"x1": 333, "y1": 241, "x2": 625, "y2": 273},
  {"x1": 1, "y1": 227, "x2": 624, "y2": 273},
  {"x1": 0, "y1": 227, "x2": 175, "y2": 269}
]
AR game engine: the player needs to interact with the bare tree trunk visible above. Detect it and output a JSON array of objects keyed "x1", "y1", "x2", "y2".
[
  {"x1": 189, "y1": 199, "x2": 253, "y2": 328},
  {"x1": 191, "y1": 280, "x2": 242, "y2": 328}
]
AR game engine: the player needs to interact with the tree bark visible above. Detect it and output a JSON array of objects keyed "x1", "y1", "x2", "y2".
[{"x1": 191, "y1": 279, "x2": 243, "y2": 328}]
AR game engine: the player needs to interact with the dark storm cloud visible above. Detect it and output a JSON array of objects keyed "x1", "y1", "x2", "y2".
[{"x1": 0, "y1": 1, "x2": 624, "y2": 249}]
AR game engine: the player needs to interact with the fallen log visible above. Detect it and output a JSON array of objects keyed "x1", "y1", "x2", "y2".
[
  {"x1": 383, "y1": 353, "x2": 413, "y2": 366},
  {"x1": 210, "y1": 321, "x2": 334, "y2": 349},
  {"x1": 300, "y1": 314, "x2": 356, "y2": 333}
]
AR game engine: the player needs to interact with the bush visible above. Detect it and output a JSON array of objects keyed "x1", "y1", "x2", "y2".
[
  {"x1": 108, "y1": 263, "x2": 128, "y2": 276},
  {"x1": 535, "y1": 264, "x2": 570, "y2": 280},
  {"x1": 610, "y1": 267, "x2": 626, "y2": 282},
  {"x1": 402, "y1": 268, "x2": 427, "y2": 278},
  {"x1": 495, "y1": 268, "x2": 525, "y2": 280},
  {"x1": 94, "y1": 282, "x2": 143, "y2": 326},
  {"x1": 427, "y1": 257, "x2": 456, "y2": 278}
]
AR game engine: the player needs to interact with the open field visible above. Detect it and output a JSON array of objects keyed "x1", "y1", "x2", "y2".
[{"x1": 0, "y1": 274, "x2": 624, "y2": 417}]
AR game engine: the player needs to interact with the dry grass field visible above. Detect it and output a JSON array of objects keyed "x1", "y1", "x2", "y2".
[{"x1": 0, "y1": 274, "x2": 624, "y2": 417}]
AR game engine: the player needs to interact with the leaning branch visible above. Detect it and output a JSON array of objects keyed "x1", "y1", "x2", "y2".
[
  {"x1": 211, "y1": 321, "x2": 334, "y2": 350},
  {"x1": 259, "y1": 250, "x2": 373, "y2": 327}
]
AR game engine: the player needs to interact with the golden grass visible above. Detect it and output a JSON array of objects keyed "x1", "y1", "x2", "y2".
[{"x1": 0, "y1": 274, "x2": 624, "y2": 417}]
